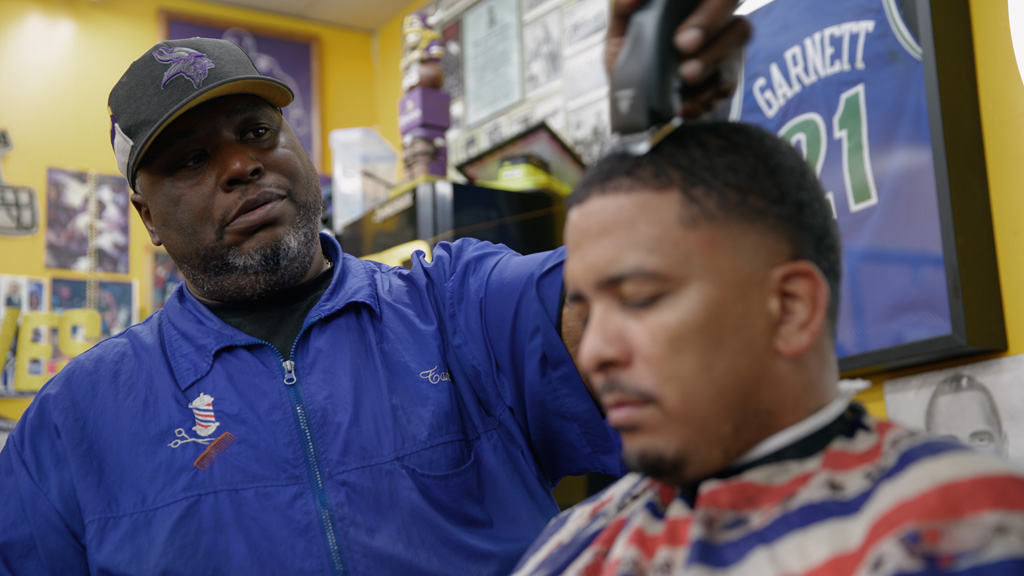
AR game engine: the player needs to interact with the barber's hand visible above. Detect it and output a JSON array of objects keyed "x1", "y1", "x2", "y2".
[{"x1": 605, "y1": 0, "x2": 751, "y2": 119}]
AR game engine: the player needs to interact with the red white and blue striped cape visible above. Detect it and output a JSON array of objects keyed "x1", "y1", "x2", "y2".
[{"x1": 512, "y1": 404, "x2": 1024, "y2": 575}]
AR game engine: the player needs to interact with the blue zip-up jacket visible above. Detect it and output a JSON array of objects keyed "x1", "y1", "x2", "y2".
[{"x1": 0, "y1": 234, "x2": 623, "y2": 575}]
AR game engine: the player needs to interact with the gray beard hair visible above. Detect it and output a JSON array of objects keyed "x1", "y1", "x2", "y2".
[{"x1": 178, "y1": 204, "x2": 322, "y2": 303}]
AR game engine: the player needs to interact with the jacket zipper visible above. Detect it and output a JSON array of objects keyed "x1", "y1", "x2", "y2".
[{"x1": 281, "y1": 353, "x2": 347, "y2": 576}]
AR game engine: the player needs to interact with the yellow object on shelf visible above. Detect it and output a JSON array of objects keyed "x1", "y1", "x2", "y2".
[
  {"x1": 476, "y1": 155, "x2": 572, "y2": 196},
  {"x1": 388, "y1": 174, "x2": 443, "y2": 200}
]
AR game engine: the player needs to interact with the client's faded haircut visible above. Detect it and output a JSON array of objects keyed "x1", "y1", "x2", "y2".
[{"x1": 569, "y1": 121, "x2": 842, "y2": 331}]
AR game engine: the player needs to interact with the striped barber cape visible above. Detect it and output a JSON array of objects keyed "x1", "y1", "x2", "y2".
[{"x1": 512, "y1": 404, "x2": 1024, "y2": 575}]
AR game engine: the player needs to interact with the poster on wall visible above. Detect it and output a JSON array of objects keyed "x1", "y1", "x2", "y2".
[
  {"x1": 563, "y1": 42, "x2": 607, "y2": 105},
  {"x1": 0, "y1": 275, "x2": 48, "y2": 395},
  {"x1": 0, "y1": 276, "x2": 47, "y2": 315},
  {"x1": 562, "y1": 0, "x2": 607, "y2": 55},
  {"x1": 523, "y1": 10, "x2": 563, "y2": 97},
  {"x1": 521, "y1": 0, "x2": 561, "y2": 22},
  {"x1": 152, "y1": 251, "x2": 184, "y2": 313},
  {"x1": 730, "y1": 0, "x2": 1001, "y2": 372},
  {"x1": 51, "y1": 278, "x2": 137, "y2": 339},
  {"x1": 164, "y1": 13, "x2": 321, "y2": 169},
  {"x1": 566, "y1": 93, "x2": 610, "y2": 166},
  {"x1": 442, "y1": 19, "x2": 464, "y2": 100},
  {"x1": 884, "y1": 354, "x2": 1024, "y2": 467},
  {"x1": 1, "y1": 276, "x2": 27, "y2": 315},
  {"x1": 479, "y1": 118, "x2": 506, "y2": 152},
  {"x1": 44, "y1": 168, "x2": 130, "y2": 274},
  {"x1": 0, "y1": 276, "x2": 47, "y2": 391},
  {"x1": 529, "y1": 93, "x2": 568, "y2": 136},
  {"x1": 463, "y1": 0, "x2": 523, "y2": 126},
  {"x1": 0, "y1": 277, "x2": 134, "y2": 395},
  {"x1": 457, "y1": 128, "x2": 483, "y2": 163}
]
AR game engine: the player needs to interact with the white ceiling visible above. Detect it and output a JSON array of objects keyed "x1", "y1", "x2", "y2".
[{"x1": 204, "y1": 0, "x2": 416, "y2": 31}]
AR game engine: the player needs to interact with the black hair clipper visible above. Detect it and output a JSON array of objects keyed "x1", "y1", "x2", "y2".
[{"x1": 608, "y1": 0, "x2": 701, "y2": 155}]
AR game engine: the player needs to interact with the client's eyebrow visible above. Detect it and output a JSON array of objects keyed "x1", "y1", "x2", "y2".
[{"x1": 566, "y1": 270, "x2": 664, "y2": 304}]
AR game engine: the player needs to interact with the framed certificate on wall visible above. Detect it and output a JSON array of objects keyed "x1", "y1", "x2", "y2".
[{"x1": 463, "y1": 0, "x2": 523, "y2": 126}]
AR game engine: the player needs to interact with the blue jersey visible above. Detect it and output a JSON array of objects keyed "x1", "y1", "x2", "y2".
[{"x1": 732, "y1": 0, "x2": 951, "y2": 358}]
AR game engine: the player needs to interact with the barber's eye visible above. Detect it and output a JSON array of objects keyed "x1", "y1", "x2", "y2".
[
  {"x1": 246, "y1": 126, "x2": 272, "y2": 140},
  {"x1": 179, "y1": 152, "x2": 208, "y2": 170}
]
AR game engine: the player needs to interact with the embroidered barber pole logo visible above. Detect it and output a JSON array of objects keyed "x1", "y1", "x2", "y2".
[
  {"x1": 167, "y1": 393, "x2": 237, "y2": 470},
  {"x1": 168, "y1": 392, "x2": 221, "y2": 448},
  {"x1": 188, "y1": 393, "x2": 220, "y2": 437}
]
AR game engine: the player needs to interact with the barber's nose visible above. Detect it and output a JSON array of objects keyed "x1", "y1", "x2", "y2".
[
  {"x1": 576, "y1": 307, "x2": 630, "y2": 378},
  {"x1": 220, "y1": 145, "x2": 264, "y2": 190}
]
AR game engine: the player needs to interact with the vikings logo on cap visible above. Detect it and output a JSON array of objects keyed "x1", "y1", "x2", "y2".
[
  {"x1": 152, "y1": 46, "x2": 215, "y2": 90},
  {"x1": 107, "y1": 38, "x2": 294, "y2": 191}
]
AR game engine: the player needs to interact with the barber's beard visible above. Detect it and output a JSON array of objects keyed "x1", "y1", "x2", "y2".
[{"x1": 177, "y1": 189, "x2": 323, "y2": 303}]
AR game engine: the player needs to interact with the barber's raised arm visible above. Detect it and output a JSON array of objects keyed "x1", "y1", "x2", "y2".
[{"x1": 605, "y1": 0, "x2": 751, "y2": 119}]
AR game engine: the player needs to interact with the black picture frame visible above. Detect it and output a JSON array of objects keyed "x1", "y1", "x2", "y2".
[{"x1": 838, "y1": 1, "x2": 1005, "y2": 375}]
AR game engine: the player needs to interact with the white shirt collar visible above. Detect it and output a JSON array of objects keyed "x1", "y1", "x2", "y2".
[{"x1": 729, "y1": 393, "x2": 851, "y2": 468}]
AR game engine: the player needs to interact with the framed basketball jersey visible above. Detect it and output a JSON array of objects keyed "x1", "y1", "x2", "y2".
[{"x1": 731, "y1": 0, "x2": 1004, "y2": 373}]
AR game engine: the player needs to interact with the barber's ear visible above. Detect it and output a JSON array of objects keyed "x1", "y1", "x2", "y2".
[
  {"x1": 768, "y1": 260, "x2": 829, "y2": 358},
  {"x1": 130, "y1": 192, "x2": 163, "y2": 246}
]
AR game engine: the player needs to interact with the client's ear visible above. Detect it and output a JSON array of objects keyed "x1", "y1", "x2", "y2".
[{"x1": 769, "y1": 260, "x2": 829, "y2": 358}]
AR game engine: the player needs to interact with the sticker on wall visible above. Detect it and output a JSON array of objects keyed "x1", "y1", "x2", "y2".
[
  {"x1": 523, "y1": 9, "x2": 563, "y2": 98},
  {"x1": 884, "y1": 354, "x2": 1024, "y2": 467},
  {"x1": 562, "y1": 0, "x2": 608, "y2": 56},
  {"x1": 566, "y1": 96, "x2": 611, "y2": 166},
  {"x1": 0, "y1": 129, "x2": 39, "y2": 236},
  {"x1": 0, "y1": 275, "x2": 48, "y2": 395},
  {"x1": 442, "y1": 19, "x2": 464, "y2": 100}
]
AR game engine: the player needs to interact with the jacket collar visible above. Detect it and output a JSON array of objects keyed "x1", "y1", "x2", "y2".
[{"x1": 159, "y1": 232, "x2": 380, "y2": 391}]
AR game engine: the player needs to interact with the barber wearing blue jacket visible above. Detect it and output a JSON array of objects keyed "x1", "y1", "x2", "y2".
[{"x1": 0, "y1": 1, "x2": 749, "y2": 573}]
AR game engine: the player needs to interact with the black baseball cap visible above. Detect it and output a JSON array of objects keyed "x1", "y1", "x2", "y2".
[{"x1": 108, "y1": 37, "x2": 294, "y2": 191}]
